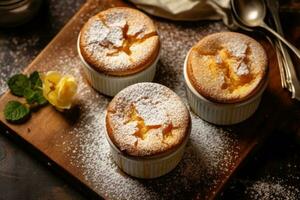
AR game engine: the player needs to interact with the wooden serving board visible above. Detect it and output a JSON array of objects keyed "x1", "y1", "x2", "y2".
[{"x1": 0, "y1": 0, "x2": 300, "y2": 199}]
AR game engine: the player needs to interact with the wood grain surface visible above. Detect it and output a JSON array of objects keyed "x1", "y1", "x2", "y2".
[{"x1": 0, "y1": 0, "x2": 299, "y2": 199}]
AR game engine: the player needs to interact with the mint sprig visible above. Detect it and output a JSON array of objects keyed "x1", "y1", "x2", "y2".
[
  {"x1": 24, "y1": 88, "x2": 48, "y2": 106},
  {"x1": 4, "y1": 101, "x2": 30, "y2": 122},
  {"x1": 3, "y1": 71, "x2": 48, "y2": 123}
]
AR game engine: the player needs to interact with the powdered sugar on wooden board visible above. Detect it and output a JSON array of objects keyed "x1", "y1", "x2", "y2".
[
  {"x1": 0, "y1": 5, "x2": 240, "y2": 198},
  {"x1": 48, "y1": 20, "x2": 243, "y2": 199}
]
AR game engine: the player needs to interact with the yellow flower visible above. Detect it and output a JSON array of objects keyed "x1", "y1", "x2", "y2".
[{"x1": 42, "y1": 71, "x2": 77, "y2": 110}]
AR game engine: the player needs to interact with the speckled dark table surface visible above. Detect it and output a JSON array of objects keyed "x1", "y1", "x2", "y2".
[{"x1": 0, "y1": 0, "x2": 300, "y2": 199}]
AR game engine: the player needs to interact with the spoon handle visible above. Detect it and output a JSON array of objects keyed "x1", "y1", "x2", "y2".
[
  {"x1": 260, "y1": 22, "x2": 300, "y2": 99},
  {"x1": 261, "y1": 23, "x2": 300, "y2": 59},
  {"x1": 267, "y1": 0, "x2": 294, "y2": 92}
]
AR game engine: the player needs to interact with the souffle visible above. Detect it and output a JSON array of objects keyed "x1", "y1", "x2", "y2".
[
  {"x1": 79, "y1": 7, "x2": 160, "y2": 76},
  {"x1": 106, "y1": 83, "x2": 190, "y2": 157},
  {"x1": 187, "y1": 32, "x2": 268, "y2": 103}
]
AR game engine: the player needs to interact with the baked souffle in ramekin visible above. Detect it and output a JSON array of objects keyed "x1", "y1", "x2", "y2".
[
  {"x1": 105, "y1": 82, "x2": 191, "y2": 178},
  {"x1": 184, "y1": 32, "x2": 268, "y2": 125},
  {"x1": 78, "y1": 7, "x2": 160, "y2": 96}
]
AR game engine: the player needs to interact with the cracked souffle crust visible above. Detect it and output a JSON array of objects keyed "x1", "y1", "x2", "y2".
[
  {"x1": 106, "y1": 83, "x2": 191, "y2": 157},
  {"x1": 79, "y1": 7, "x2": 160, "y2": 76},
  {"x1": 187, "y1": 32, "x2": 268, "y2": 103}
]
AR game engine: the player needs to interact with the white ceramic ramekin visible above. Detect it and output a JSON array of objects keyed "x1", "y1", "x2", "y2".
[
  {"x1": 183, "y1": 51, "x2": 268, "y2": 125},
  {"x1": 104, "y1": 124, "x2": 190, "y2": 179},
  {"x1": 77, "y1": 33, "x2": 160, "y2": 97}
]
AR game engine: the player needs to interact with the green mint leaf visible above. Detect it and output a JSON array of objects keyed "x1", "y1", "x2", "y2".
[
  {"x1": 24, "y1": 88, "x2": 48, "y2": 106},
  {"x1": 29, "y1": 71, "x2": 42, "y2": 90},
  {"x1": 7, "y1": 74, "x2": 31, "y2": 97},
  {"x1": 32, "y1": 90, "x2": 48, "y2": 105},
  {"x1": 4, "y1": 101, "x2": 30, "y2": 122},
  {"x1": 24, "y1": 88, "x2": 36, "y2": 104}
]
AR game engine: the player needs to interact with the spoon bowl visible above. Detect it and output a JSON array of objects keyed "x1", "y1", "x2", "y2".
[{"x1": 231, "y1": 0, "x2": 266, "y2": 27}]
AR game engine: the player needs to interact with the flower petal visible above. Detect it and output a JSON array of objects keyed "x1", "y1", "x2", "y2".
[
  {"x1": 41, "y1": 71, "x2": 77, "y2": 110},
  {"x1": 57, "y1": 76, "x2": 77, "y2": 102}
]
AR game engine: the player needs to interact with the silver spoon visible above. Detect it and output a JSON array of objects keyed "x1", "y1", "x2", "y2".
[
  {"x1": 231, "y1": 0, "x2": 300, "y2": 60},
  {"x1": 231, "y1": 0, "x2": 300, "y2": 100}
]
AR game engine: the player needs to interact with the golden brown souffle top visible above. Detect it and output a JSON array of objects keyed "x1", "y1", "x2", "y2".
[
  {"x1": 187, "y1": 32, "x2": 268, "y2": 103},
  {"x1": 106, "y1": 83, "x2": 191, "y2": 157},
  {"x1": 79, "y1": 7, "x2": 160, "y2": 76}
]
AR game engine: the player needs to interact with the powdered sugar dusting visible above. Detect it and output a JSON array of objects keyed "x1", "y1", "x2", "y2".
[
  {"x1": 106, "y1": 26, "x2": 124, "y2": 47},
  {"x1": 135, "y1": 102, "x2": 168, "y2": 126},
  {"x1": 215, "y1": 54, "x2": 222, "y2": 64},
  {"x1": 2, "y1": 13, "x2": 241, "y2": 199},
  {"x1": 105, "y1": 11, "x2": 127, "y2": 27},
  {"x1": 80, "y1": 8, "x2": 159, "y2": 74},
  {"x1": 226, "y1": 40, "x2": 250, "y2": 77},
  {"x1": 245, "y1": 179, "x2": 300, "y2": 200},
  {"x1": 227, "y1": 40, "x2": 248, "y2": 59},
  {"x1": 128, "y1": 24, "x2": 146, "y2": 38},
  {"x1": 84, "y1": 18, "x2": 126, "y2": 48},
  {"x1": 85, "y1": 20, "x2": 109, "y2": 45},
  {"x1": 107, "y1": 82, "x2": 189, "y2": 156},
  {"x1": 225, "y1": 38, "x2": 251, "y2": 77},
  {"x1": 51, "y1": 20, "x2": 242, "y2": 199},
  {"x1": 234, "y1": 61, "x2": 249, "y2": 76}
]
